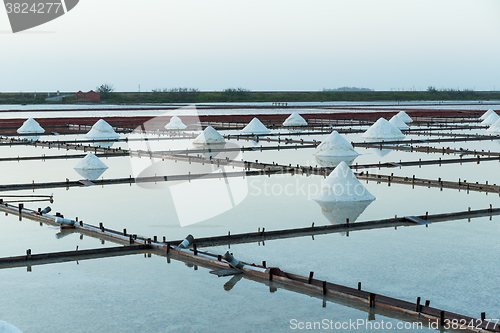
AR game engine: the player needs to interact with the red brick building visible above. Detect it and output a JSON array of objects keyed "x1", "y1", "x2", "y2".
[{"x1": 75, "y1": 90, "x2": 100, "y2": 102}]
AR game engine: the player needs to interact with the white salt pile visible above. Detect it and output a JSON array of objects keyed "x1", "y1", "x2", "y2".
[
  {"x1": 361, "y1": 118, "x2": 405, "y2": 140},
  {"x1": 240, "y1": 117, "x2": 270, "y2": 135},
  {"x1": 74, "y1": 153, "x2": 108, "y2": 180},
  {"x1": 481, "y1": 112, "x2": 500, "y2": 126},
  {"x1": 313, "y1": 161, "x2": 375, "y2": 203},
  {"x1": 396, "y1": 111, "x2": 413, "y2": 123},
  {"x1": 314, "y1": 131, "x2": 359, "y2": 157},
  {"x1": 85, "y1": 119, "x2": 120, "y2": 140},
  {"x1": 17, "y1": 118, "x2": 45, "y2": 134},
  {"x1": 193, "y1": 126, "x2": 225, "y2": 145},
  {"x1": 283, "y1": 112, "x2": 308, "y2": 126},
  {"x1": 480, "y1": 109, "x2": 495, "y2": 120},
  {"x1": 486, "y1": 118, "x2": 500, "y2": 134},
  {"x1": 389, "y1": 115, "x2": 410, "y2": 130},
  {"x1": 74, "y1": 153, "x2": 108, "y2": 170},
  {"x1": 165, "y1": 116, "x2": 187, "y2": 130}
]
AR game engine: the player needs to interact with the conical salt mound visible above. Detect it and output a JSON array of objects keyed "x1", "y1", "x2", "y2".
[
  {"x1": 85, "y1": 119, "x2": 120, "y2": 140},
  {"x1": 486, "y1": 118, "x2": 500, "y2": 134},
  {"x1": 481, "y1": 112, "x2": 500, "y2": 126},
  {"x1": 314, "y1": 131, "x2": 359, "y2": 157},
  {"x1": 17, "y1": 118, "x2": 44, "y2": 134},
  {"x1": 240, "y1": 117, "x2": 270, "y2": 135},
  {"x1": 361, "y1": 118, "x2": 405, "y2": 140},
  {"x1": 74, "y1": 153, "x2": 108, "y2": 170},
  {"x1": 480, "y1": 109, "x2": 495, "y2": 120},
  {"x1": 389, "y1": 115, "x2": 409, "y2": 130},
  {"x1": 74, "y1": 153, "x2": 108, "y2": 180},
  {"x1": 313, "y1": 161, "x2": 375, "y2": 203},
  {"x1": 193, "y1": 126, "x2": 225, "y2": 145},
  {"x1": 283, "y1": 112, "x2": 307, "y2": 127},
  {"x1": 396, "y1": 111, "x2": 413, "y2": 123},
  {"x1": 165, "y1": 116, "x2": 187, "y2": 130}
]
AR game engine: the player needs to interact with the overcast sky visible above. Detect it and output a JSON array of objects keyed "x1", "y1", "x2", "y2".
[{"x1": 1, "y1": 0, "x2": 499, "y2": 92}]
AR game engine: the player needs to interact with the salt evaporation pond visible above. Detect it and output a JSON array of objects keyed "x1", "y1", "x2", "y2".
[{"x1": 0, "y1": 109, "x2": 499, "y2": 332}]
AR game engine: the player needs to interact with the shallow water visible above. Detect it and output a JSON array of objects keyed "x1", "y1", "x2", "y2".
[
  {"x1": 1, "y1": 101, "x2": 499, "y2": 119},
  {"x1": 0, "y1": 113, "x2": 499, "y2": 332}
]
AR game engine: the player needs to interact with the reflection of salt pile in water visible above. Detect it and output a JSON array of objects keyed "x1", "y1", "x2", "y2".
[
  {"x1": 361, "y1": 118, "x2": 405, "y2": 140},
  {"x1": 318, "y1": 200, "x2": 374, "y2": 225},
  {"x1": 165, "y1": 116, "x2": 187, "y2": 130},
  {"x1": 74, "y1": 153, "x2": 108, "y2": 180},
  {"x1": 314, "y1": 131, "x2": 358, "y2": 157},
  {"x1": 481, "y1": 112, "x2": 500, "y2": 126},
  {"x1": 371, "y1": 146, "x2": 392, "y2": 157},
  {"x1": 0, "y1": 321, "x2": 22, "y2": 333},
  {"x1": 389, "y1": 115, "x2": 409, "y2": 130},
  {"x1": 313, "y1": 162, "x2": 375, "y2": 225},
  {"x1": 487, "y1": 118, "x2": 500, "y2": 134},
  {"x1": 314, "y1": 155, "x2": 357, "y2": 168},
  {"x1": 396, "y1": 111, "x2": 413, "y2": 123},
  {"x1": 480, "y1": 109, "x2": 495, "y2": 120},
  {"x1": 17, "y1": 118, "x2": 45, "y2": 134},
  {"x1": 240, "y1": 117, "x2": 270, "y2": 135},
  {"x1": 85, "y1": 119, "x2": 120, "y2": 140},
  {"x1": 193, "y1": 126, "x2": 225, "y2": 145},
  {"x1": 313, "y1": 161, "x2": 376, "y2": 203},
  {"x1": 283, "y1": 112, "x2": 307, "y2": 126}
]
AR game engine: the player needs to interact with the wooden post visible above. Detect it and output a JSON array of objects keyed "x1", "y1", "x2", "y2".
[
  {"x1": 193, "y1": 244, "x2": 198, "y2": 255},
  {"x1": 415, "y1": 297, "x2": 421, "y2": 312},
  {"x1": 322, "y1": 281, "x2": 327, "y2": 295},
  {"x1": 18, "y1": 203, "x2": 23, "y2": 220},
  {"x1": 358, "y1": 282, "x2": 361, "y2": 291},
  {"x1": 440, "y1": 311, "x2": 445, "y2": 325},
  {"x1": 308, "y1": 272, "x2": 314, "y2": 284},
  {"x1": 425, "y1": 300, "x2": 430, "y2": 307},
  {"x1": 123, "y1": 228, "x2": 127, "y2": 235},
  {"x1": 129, "y1": 235, "x2": 133, "y2": 244},
  {"x1": 26, "y1": 249, "x2": 31, "y2": 259},
  {"x1": 369, "y1": 293, "x2": 376, "y2": 308},
  {"x1": 481, "y1": 312, "x2": 486, "y2": 321}
]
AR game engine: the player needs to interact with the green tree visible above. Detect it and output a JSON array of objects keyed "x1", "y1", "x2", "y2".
[{"x1": 96, "y1": 83, "x2": 115, "y2": 99}]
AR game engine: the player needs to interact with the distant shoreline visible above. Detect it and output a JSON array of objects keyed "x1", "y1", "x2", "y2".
[{"x1": 2, "y1": 91, "x2": 500, "y2": 104}]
